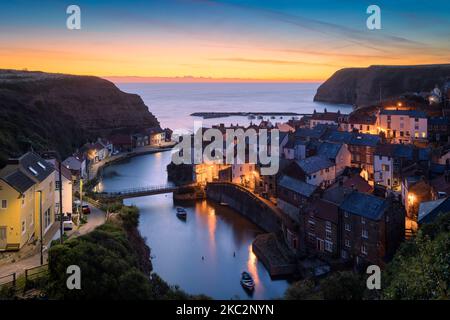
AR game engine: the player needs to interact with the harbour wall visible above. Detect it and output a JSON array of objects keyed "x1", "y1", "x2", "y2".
[{"x1": 206, "y1": 182, "x2": 282, "y2": 233}]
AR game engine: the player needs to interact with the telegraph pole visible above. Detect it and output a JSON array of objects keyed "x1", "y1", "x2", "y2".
[
  {"x1": 38, "y1": 190, "x2": 43, "y2": 265},
  {"x1": 58, "y1": 159, "x2": 64, "y2": 244}
]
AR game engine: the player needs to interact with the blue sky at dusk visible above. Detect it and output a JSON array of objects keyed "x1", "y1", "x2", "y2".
[{"x1": 0, "y1": 0, "x2": 449, "y2": 80}]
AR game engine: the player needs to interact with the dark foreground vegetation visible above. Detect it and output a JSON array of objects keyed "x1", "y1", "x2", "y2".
[
  {"x1": 46, "y1": 202, "x2": 208, "y2": 299},
  {"x1": 285, "y1": 212, "x2": 450, "y2": 300}
]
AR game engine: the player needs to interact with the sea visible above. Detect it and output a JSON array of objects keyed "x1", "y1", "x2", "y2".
[{"x1": 115, "y1": 82, "x2": 352, "y2": 133}]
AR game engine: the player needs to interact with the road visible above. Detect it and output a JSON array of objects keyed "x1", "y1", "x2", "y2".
[{"x1": 0, "y1": 202, "x2": 106, "y2": 278}]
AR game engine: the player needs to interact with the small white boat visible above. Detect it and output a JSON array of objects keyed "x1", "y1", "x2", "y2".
[
  {"x1": 240, "y1": 271, "x2": 255, "y2": 291},
  {"x1": 176, "y1": 207, "x2": 187, "y2": 219},
  {"x1": 219, "y1": 202, "x2": 229, "y2": 206}
]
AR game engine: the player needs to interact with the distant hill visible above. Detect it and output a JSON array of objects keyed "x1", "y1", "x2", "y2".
[
  {"x1": 314, "y1": 64, "x2": 450, "y2": 106},
  {"x1": 0, "y1": 69, "x2": 160, "y2": 167}
]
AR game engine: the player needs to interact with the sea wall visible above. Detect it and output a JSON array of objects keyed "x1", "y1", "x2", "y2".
[{"x1": 206, "y1": 182, "x2": 281, "y2": 233}]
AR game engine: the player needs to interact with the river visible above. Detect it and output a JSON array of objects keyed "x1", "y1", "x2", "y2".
[{"x1": 97, "y1": 151, "x2": 290, "y2": 300}]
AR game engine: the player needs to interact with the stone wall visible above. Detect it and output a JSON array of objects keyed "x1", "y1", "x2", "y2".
[{"x1": 206, "y1": 182, "x2": 281, "y2": 233}]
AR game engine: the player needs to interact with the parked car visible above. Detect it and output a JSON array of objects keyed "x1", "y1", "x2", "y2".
[
  {"x1": 82, "y1": 205, "x2": 91, "y2": 214},
  {"x1": 62, "y1": 214, "x2": 73, "y2": 230}
]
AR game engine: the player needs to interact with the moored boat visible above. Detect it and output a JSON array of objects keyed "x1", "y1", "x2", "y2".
[
  {"x1": 240, "y1": 271, "x2": 255, "y2": 290},
  {"x1": 176, "y1": 207, "x2": 187, "y2": 219}
]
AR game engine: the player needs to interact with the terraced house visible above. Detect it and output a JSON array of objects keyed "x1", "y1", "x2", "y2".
[{"x1": 0, "y1": 152, "x2": 55, "y2": 251}]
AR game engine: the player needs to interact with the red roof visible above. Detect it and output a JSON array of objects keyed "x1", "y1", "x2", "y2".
[
  {"x1": 308, "y1": 199, "x2": 339, "y2": 224},
  {"x1": 343, "y1": 175, "x2": 373, "y2": 193}
]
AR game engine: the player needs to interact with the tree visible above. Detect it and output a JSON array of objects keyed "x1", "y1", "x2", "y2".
[
  {"x1": 284, "y1": 279, "x2": 319, "y2": 300},
  {"x1": 321, "y1": 271, "x2": 365, "y2": 300},
  {"x1": 382, "y1": 212, "x2": 450, "y2": 299}
]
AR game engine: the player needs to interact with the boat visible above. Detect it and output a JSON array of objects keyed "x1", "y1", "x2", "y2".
[
  {"x1": 257, "y1": 115, "x2": 263, "y2": 120},
  {"x1": 240, "y1": 271, "x2": 255, "y2": 291},
  {"x1": 248, "y1": 114, "x2": 256, "y2": 120},
  {"x1": 219, "y1": 202, "x2": 229, "y2": 206},
  {"x1": 176, "y1": 207, "x2": 187, "y2": 219}
]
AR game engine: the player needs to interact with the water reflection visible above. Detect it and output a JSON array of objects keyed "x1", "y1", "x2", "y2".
[{"x1": 100, "y1": 152, "x2": 290, "y2": 299}]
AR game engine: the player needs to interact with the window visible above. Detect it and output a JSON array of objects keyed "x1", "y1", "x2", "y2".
[
  {"x1": 422, "y1": 132, "x2": 426, "y2": 138},
  {"x1": 326, "y1": 230, "x2": 332, "y2": 240},
  {"x1": 55, "y1": 181, "x2": 61, "y2": 190},
  {"x1": 345, "y1": 223, "x2": 351, "y2": 231},
  {"x1": 44, "y1": 208, "x2": 51, "y2": 230},
  {"x1": 28, "y1": 166, "x2": 38, "y2": 176},
  {"x1": 382, "y1": 164, "x2": 390, "y2": 171},
  {"x1": 22, "y1": 220, "x2": 26, "y2": 234},
  {"x1": 362, "y1": 229, "x2": 369, "y2": 239},
  {"x1": 308, "y1": 233, "x2": 315, "y2": 243},
  {"x1": 345, "y1": 239, "x2": 351, "y2": 247},
  {"x1": 325, "y1": 240, "x2": 333, "y2": 252},
  {"x1": 344, "y1": 212, "x2": 349, "y2": 218},
  {"x1": 1, "y1": 200, "x2": 7, "y2": 209},
  {"x1": 415, "y1": 132, "x2": 419, "y2": 138},
  {"x1": 361, "y1": 244, "x2": 368, "y2": 255},
  {"x1": 361, "y1": 217, "x2": 366, "y2": 224},
  {"x1": 415, "y1": 118, "x2": 419, "y2": 122},
  {"x1": 37, "y1": 161, "x2": 46, "y2": 170},
  {"x1": 341, "y1": 250, "x2": 348, "y2": 259},
  {"x1": 325, "y1": 221, "x2": 331, "y2": 229}
]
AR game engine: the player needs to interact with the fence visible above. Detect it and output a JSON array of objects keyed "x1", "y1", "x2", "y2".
[{"x1": 0, "y1": 264, "x2": 48, "y2": 296}]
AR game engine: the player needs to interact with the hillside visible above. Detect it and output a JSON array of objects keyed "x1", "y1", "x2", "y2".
[
  {"x1": 314, "y1": 64, "x2": 450, "y2": 106},
  {"x1": 0, "y1": 69, "x2": 160, "y2": 166}
]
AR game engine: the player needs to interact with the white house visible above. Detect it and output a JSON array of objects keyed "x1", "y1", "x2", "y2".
[
  {"x1": 62, "y1": 153, "x2": 87, "y2": 179},
  {"x1": 316, "y1": 142, "x2": 351, "y2": 176},
  {"x1": 377, "y1": 109, "x2": 427, "y2": 143},
  {"x1": 45, "y1": 159, "x2": 73, "y2": 216},
  {"x1": 294, "y1": 155, "x2": 336, "y2": 188},
  {"x1": 309, "y1": 110, "x2": 343, "y2": 129}
]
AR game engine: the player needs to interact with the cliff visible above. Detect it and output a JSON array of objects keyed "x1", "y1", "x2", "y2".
[
  {"x1": 314, "y1": 64, "x2": 450, "y2": 106},
  {"x1": 0, "y1": 69, "x2": 160, "y2": 166}
]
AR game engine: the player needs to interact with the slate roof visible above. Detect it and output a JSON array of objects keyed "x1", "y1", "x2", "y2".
[
  {"x1": 339, "y1": 192, "x2": 387, "y2": 221},
  {"x1": 278, "y1": 175, "x2": 317, "y2": 197},
  {"x1": 350, "y1": 133, "x2": 381, "y2": 147},
  {"x1": 1, "y1": 169, "x2": 35, "y2": 193},
  {"x1": 380, "y1": 109, "x2": 427, "y2": 118},
  {"x1": 16, "y1": 152, "x2": 54, "y2": 183},
  {"x1": 323, "y1": 130, "x2": 353, "y2": 144},
  {"x1": 296, "y1": 155, "x2": 334, "y2": 174},
  {"x1": 317, "y1": 142, "x2": 343, "y2": 160},
  {"x1": 418, "y1": 197, "x2": 450, "y2": 224}
]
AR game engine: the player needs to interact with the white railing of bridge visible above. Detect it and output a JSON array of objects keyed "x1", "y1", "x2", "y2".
[{"x1": 96, "y1": 184, "x2": 177, "y2": 196}]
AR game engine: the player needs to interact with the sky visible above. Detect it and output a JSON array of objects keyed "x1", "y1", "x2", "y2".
[{"x1": 0, "y1": 0, "x2": 449, "y2": 81}]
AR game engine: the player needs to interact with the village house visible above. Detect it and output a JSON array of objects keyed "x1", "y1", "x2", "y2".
[
  {"x1": 401, "y1": 176, "x2": 436, "y2": 221},
  {"x1": 428, "y1": 116, "x2": 450, "y2": 143},
  {"x1": 147, "y1": 127, "x2": 165, "y2": 145},
  {"x1": 132, "y1": 133, "x2": 149, "y2": 148},
  {"x1": 110, "y1": 134, "x2": 133, "y2": 153},
  {"x1": 276, "y1": 175, "x2": 317, "y2": 250},
  {"x1": 324, "y1": 130, "x2": 381, "y2": 182},
  {"x1": 309, "y1": 109, "x2": 344, "y2": 129},
  {"x1": 0, "y1": 152, "x2": 56, "y2": 251},
  {"x1": 373, "y1": 144, "x2": 417, "y2": 191},
  {"x1": 285, "y1": 155, "x2": 336, "y2": 188},
  {"x1": 340, "y1": 114, "x2": 377, "y2": 135},
  {"x1": 44, "y1": 158, "x2": 73, "y2": 217},
  {"x1": 418, "y1": 197, "x2": 450, "y2": 225},
  {"x1": 302, "y1": 197, "x2": 339, "y2": 259},
  {"x1": 83, "y1": 140, "x2": 109, "y2": 163},
  {"x1": 377, "y1": 109, "x2": 427, "y2": 144},
  {"x1": 62, "y1": 152, "x2": 87, "y2": 180},
  {"x1": 339, "y1": 192, "x2": 404, "y2": 267},
  {"x1": 313, "y1": 141, "x2": 351, "y2": 176}
]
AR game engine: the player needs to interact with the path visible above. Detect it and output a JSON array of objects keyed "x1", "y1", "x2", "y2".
[{"x1": 0, "y1": 202, "x2": 106, "y2": 278}]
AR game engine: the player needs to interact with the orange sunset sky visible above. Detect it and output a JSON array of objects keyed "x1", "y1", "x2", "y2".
[{"x1": 1, "y1": 0, "x2": 449, "y2": 82}]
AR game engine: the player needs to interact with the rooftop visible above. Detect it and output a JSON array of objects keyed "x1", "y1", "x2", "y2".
[
  {"x1": 296, "y1": 156, "x2": 334, "y2": 175},
  {"x1": 1, "y1": 169, "x2": 35, "y2": 193},
  {"x1": 340, "y1": 192, "x2": 387, "y2": 221},
  {"x1": 418, "y1": 197, "x2": 450, "y2": 224},
  {"x1": 317, "y1": 142, "x2": 343, "y2": 160},
  {"x1": 278, "y1": 175, "x2": 317, "y2": 198},
  {"x1": 380, "y1": 109, "x2": 427, "y2": 118}
]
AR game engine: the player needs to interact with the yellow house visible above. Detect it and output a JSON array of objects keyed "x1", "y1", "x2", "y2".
[{"x1": 0, "y1": 152, "x2": 55, "y2": 251}]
